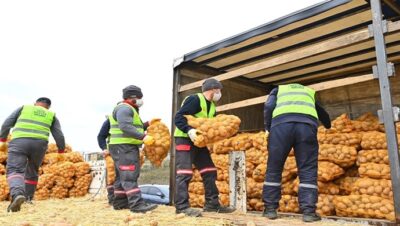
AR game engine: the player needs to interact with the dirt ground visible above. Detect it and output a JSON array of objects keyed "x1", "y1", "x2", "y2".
[{"x1": 0, "y1": 196, "x2": 378, "y2": 226}]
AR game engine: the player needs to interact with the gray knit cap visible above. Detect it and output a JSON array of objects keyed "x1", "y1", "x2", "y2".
[
  {"x1": 122, "y1": 85, "x2": 143, "y2": 99},
  {"x1": 201, "y1": 78, "x2": 223, "y2": 92}
]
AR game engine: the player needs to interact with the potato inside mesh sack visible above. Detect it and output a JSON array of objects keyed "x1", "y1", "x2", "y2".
[
  {"x1": 231, "y1": 133, "x2": 252, "y2": 151},
  {"x1": 143, "y1": 120, "x2": 171, "y2": 167},
  {"x1": 43, "y1": 153, "x2": 65, "y2": 165},
  {"x1": 318, "y1": 161, "x2": 344, "y2": 182},
  {"x1": 216, "y1": 181, "x2": 229, "y2": 194},
  {"x1": 293, "y1": 177, "x2": 339, "y2": 195},
  {"x1": 210, "y1": 138, "x2": 234, "y2": 154},
  {"x1": 189, "y1": 192, "x2": 205, "y2": 208},
  {"x1": 245, "y1": 148, "x2": 267, "y2": 166},
  {"x1": 279, "y1": 195, "x2": 299, "y2": 213},
  {"x1": 37, "y1": 173, "x2": 55, "y2": 190},
  {"x1": 0, "y1": 175, "x2": 9, "y2": 201},
  {"x1": 246, "y1": 178, "x2": 263, "y2": 198},
  {"x1": 248, "y1": 198, "x2": 264, "y2": 211},
  {"x1": 282, "y1": 179, "x2": 296, "y2": 195},
  {"x1": 361, "y1": 131, "x2": 389, "y2": 150},
  {"x1": 188, "y1": 181, "x2": 204, "y2": 195},
  {"x1": 317, "y1": 133, "x2": 361, "y2": 149},
  {"x1": 64, "y1": 152, "x2": 84, "y2": 163},
  {"x1": 353, "y1": 112, "x2": 382, "y2": 132},
  {"x1": 191, "y1": 169, "x2": 202, "y2": 182},
  {"x1": 334, "y1": 176, "x2": 358, "y2": 195},
  {"x1": 317, "y1": 194, "x2": 335, "y2": 216},
  {"x1": 47, "y1": 143, "x2": 72, "y2": 153},
  {"x1": 50, "y1": 185, "x2": 69, "y2": 199},
  {"x1": 246, "y1": 162, "x2": 255, "y2": 177},
  {"x1": 320, "y1": 113, "x2": 354, "y2": 133},
  {"x1": 0, "y1": 152, "x2": 7, "y2": 164},
  {"x1": 210, "y1": 153, "x2": 229, "y2": 169},
  {"x1": 357, "y1": 149, "x2": 388, "y2": 165},
  {"x1": 105, "y1": 155, "x2": 116, "y2": 185},
  {"x1": 282, "y1": 156, "x2": 297, "y2": 183},
  {"x1": 74, "y1": 162, "x2": 91, "y2": 177},
  {"x1": 70, "y1": 174, "x2": 92, "y2": 197},
  {"x1": 217, "y1": 167, "x2": 228, "y2": 181},
  {"x1": 352, "y1": 178, "x2": 392, "y2": 199},
  {"x1": 251, "y1": 131, "x2": 268, "y2": 152},
  {"x1": 46, "y1": 162, "x2": 76, "y2": 178},
  {"x1": 35, "y1": 188, "x2": 50, "y2": 200},
  {"x1": 358, "y1": 163, "x2": 391, "y2": 179},
  {"x1": 185, "y1": 114, "x2": 241, "y2": 147},
  {"x1": 334, "y1": 195, "x2": 395, "y2": 221},
  {"x1": 318, "y1": 144, "x2": 357, "y2": 168},
  {"x1": 252, "y1": 163, "x2": 266, "y2": 182}
]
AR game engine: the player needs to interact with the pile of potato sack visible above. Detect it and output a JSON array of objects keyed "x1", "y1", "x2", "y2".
[
  {"x1": 0, "y1": 139, "x2": 92, "y2": 201},
  {"x1": 187, "y1": 112, "x2": 399, "y2": 221}
]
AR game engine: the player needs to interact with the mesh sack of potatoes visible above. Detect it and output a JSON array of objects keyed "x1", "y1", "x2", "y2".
[
  {"x1": 246, "y1": 162, "x2": 255, "y2": 177},
  {"x1": 210, "y1": 138, "x2": 234, "y2": 154},
  {"x1": 47, "y1": 143, "x2": 73, "y2": 153},
  {"x1": 105, "y1": 156, "x2": 115, "y2": 185},
  {"x1": 318, "y1": 133, "x2": 361, "y2": 149},
  {"x1": 189, "y1": 192, "x2": 205, "y2": 208},
  {"x1": 322, "y1": 114, "x2": 354, "y2": 133},
  {"x1": 317, "y1": 194, "x2": 335, "y2": 216},
  {"x1": 74, "y1": 162, "x2": 90, "y2": 177},
  {"x1": 252, "y1": 163, "x2": 266, "y2": 182},
  {"x1": 51, "y1": 162, "x2": 76, "y2": 178},
  {"x1": 35, "y1": 188, "x2": 50, "y2": 200},
  {"x1": 359, "y1": 163, "x2": 391, "y2": 179},
  {"x1": 361, "y1": 132, "x2": 388, "y2": 150},
  {"x1": 188, "y1": 181, "x2": 204, "y2": 195},
  {"x1": 73, "y1": 173, "x2": 92, "y2": 190},
  {"x1": 191, "y1": 169, "x2": 202, "y2": 182},
  {"x1": 357, "y1": 149, "x2": 388, "y2": 165},
  {"x1": 0, "y1": 142, "x2": 7, "y2": 153},
  {"x1": 251, "y1": 131, "x2": 268, "y2": 152},
  {"x1": 248, "y1": 198, "x2": 264, "y2": 211},
  {"x1": 0, "y1": 175, "x2": 9, "y2": 201},
  {"x1": 217, "y1": 167, "x2": 228, "y2": 181},
  {"x1": 318, "y1": 161, "x2": 344, "y2": 182},
  {"x1": 64, "y1": 152, "x2": 84, "y2": 163},
  {"x1": 282, "y1": 157, "x2": 297, "y2": 183},
  {"x1": 246, "y1": 178, "x2": 263, "y2": 199},
  {"x1": 210, "y1": 153, "x2": 229, "y2": 169},
  {"x1": 43, "y1": 153, "x2": 65, "y2": 165},
  {"x1": 352, "y1": 178, "x2": 392, "y2": 199},
  {"x1": 353, "y1": 112, "x2": 382, "y2": 132},
  {"x1": 216, "y1": 181, "x2": 229, "y2": 194},
  {"x1": 143, "y1": 121, "x2": 171, "y2": 167},
  {"x1": 318, "y1": 144, "x2": 357, "y2": 168},
  {"x1": 293, "y1": 178, "x2": 339, "y2": 195},
  {"x1": 0, "y1": 164, "x2": 5, "y2": 175},
  {"x1": 335, "y1": 176, "x2": 358, "y2": 195},
  {"x1": 246, "y1": 148, "x2": 267, "y2": 166},
  {"x1": 50, "y1": 185, "x2": 69, "y2": 199},
  {"x1": 334, "y1": 195, "x2": 395, "y2": 221},
  {"x1": 0, "y1": 152, "x2": 7, "y2": 164},
  {"x1": 37, "y1": 174, "x2": 55, "y2": 190},
  {"x1": 279, "y1": 195, "x2": 299, "y2": 213},
  {"x1": 54, "y1": 176, "x2": 74, "y2": 188},
  {"x1": 282, "y1": 179, "x2": 296, "y2": 195},
  {"x1": 220, "y1": 194, "x2": 229, "y2": 206},
  {"x1": 231, "y1": 133, "x2": 253, "y2": 151},
  {"x1": 185, "y1": 114, "x2": 241, "y2": 147}
]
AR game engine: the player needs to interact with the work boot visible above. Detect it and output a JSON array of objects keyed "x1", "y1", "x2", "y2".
[
  {"x1": 130, "y1": 203, "x2": 158, "y2": 213},
  {"x1": 113, "y1": 196, "x2": 129, "y2": 210},
  {"x1": 303, "y1": 213, "x2": 321, "y2": 222},
  {"x1": 203, "y1": 203, "x2": 235, "y2": 213},
  {"x1": 176, "y1": 208, "x2": 202, "y2": 217},
  {"x1": 262, "y1": 209, "x2": 278, "y2": 220},
  {"x1": 7, "y1": 195, "x2": 26, "y2": 212},
  {"x1": 25, "y1": 197, "x2": 34, "y2": 205}
]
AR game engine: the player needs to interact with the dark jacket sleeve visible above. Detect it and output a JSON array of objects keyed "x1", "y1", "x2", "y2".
[
  {"x1": 51, "y1": 116, "x2": 65, "y2": 151},
  {"x1": 97, "y1": 119, "x2": 110, "y2": 150},
  {"x1": 315, "y1": 101, "x2": 331, "y2": 129},
  {"x1": 264, "y1": 88, "x2": 278, "y2": 132},
  {"x1": 0, "y1": 106, "x2": 23, "y2": 141},
  {"x1": 174, "y1": 95, "x2": 202, "y2": 133}
]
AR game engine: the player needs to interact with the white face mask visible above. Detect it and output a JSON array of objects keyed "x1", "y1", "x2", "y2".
[
  {"x1": 212, "y1": 91, "x2": 222, "y2": 102},
  {"x1": 135, "y1": 99, "x2": 144, "y2": 107}
]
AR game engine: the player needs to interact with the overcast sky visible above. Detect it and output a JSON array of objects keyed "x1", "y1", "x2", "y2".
[{"x1": 0, "y1": 0, "x2": 321, "y2": 153}]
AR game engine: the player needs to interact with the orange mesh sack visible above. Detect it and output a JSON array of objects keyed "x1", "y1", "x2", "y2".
[
  {"x1": 318, "y1": 144, "x2": 357, "y2": 168},
  {"x1": 143, "y1": 121, "x2": 171, "y2": 167}
]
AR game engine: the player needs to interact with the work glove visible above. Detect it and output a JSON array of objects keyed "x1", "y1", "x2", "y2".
[
  {"x1": 150, "y1": 118, "x2": 161, "y2": 125},
  {"x1": 103, "y1": 149, "x2": 110, "y2": 157},
  {"x1": 143, "y1": 135, "x2": 155, "y2": 146},
  {"x1": 188, "y1": 129, "x2": 201, "y2": 143}
]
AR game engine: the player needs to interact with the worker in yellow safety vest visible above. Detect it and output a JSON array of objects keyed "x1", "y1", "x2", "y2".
[{"x1": 0, "y1": 97, "x2": 65, "y2": 212}]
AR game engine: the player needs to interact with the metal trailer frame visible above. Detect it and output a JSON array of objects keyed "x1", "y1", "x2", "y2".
[{"x1": 170, "y1": 0, "x2": 400, "y2": 223}]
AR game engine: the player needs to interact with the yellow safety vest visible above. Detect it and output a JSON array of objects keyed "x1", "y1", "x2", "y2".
[{"x1": 109, "y1": 103, "x2": 144, "y2": 145}]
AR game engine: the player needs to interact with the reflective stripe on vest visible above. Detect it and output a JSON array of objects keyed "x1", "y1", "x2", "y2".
[
  {"x1": 174, "y1": 93, "x2": 216, "y2": 138},
  {"x1": 108, "y1": 103, "x2": 144, "y2": 145},
  {"x1": 272, "y1": 84, "x2": 318, "y2": 119},
  {"x1": 12, "y1": 105, "x2": 55, "y2": 141}
]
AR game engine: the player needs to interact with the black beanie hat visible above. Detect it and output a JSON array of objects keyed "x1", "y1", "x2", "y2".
[
  {"x1": 201, "y1": 78, "x2": 223, "y2": 92},
  {"x1": 122, "y1": 85, "x2": 143, "y2": 99},
  {"x1": 36, "y1": 97, "x2": 51, "y2": 106}
]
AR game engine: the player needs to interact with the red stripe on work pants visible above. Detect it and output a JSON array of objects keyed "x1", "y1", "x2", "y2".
[
  {"x1": 119, "y1": 165, "x2": 136, "y2": 171},
  {"x1": 176, "y1": 169, "x2": 193, "y2": 175},
  {"x1": 176, "y1": 144, "x2": 190, "y2": 151},
  {"x1": 126, "y1": 188, "x2": 140, "y2": 195},
  {"x1": 25, "y1": 180, "x2": 38, "y2": 185},
  {"x1": 199, "y1": 167, "x2": 217, "y2": 174}
]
